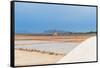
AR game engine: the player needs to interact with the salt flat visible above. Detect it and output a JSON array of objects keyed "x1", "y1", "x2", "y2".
[
  {"x1": 15, "y1": 40, "x2": 80, "y2": 54},
  {"x1": 15, "y1": 41, "x2": 80, "y2": 66},
  {"x1": 15, "y1": 35, "x2": 94, "y2": 66}
]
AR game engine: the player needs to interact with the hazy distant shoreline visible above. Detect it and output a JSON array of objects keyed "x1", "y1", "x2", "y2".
[{"x1": 15, "y1": 32, "x2": 96, "y2": 36}]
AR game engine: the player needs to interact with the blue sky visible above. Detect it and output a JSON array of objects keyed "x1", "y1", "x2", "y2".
[{"x1": 15, "y1": 2, "x2": 96, "y2": 34}]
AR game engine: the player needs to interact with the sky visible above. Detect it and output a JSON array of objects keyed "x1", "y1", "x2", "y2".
[{"x1": 15, "y1": 2, "x2": 96, "y2": 34}]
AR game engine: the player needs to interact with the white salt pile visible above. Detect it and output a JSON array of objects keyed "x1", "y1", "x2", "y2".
[{"x1": 58, "y1": 36, "x2": 97, "y2": 63}]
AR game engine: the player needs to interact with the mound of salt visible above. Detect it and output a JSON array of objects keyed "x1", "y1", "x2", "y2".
[{"x1": 58, "y1": 36, "x2": 97, "y2": 63}]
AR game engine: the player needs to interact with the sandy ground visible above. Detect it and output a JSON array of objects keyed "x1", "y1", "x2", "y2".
[
  {"x1": 15, "y1": 49, "x2": 64, "y2": 66},
  {"x1": 15, "y1": 35, "x2": 95, "y2": 66}
]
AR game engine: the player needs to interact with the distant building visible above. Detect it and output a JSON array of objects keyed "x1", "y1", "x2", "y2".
[{"x1": 53, "y1": 32, "x2": 58, "y2": 36}]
